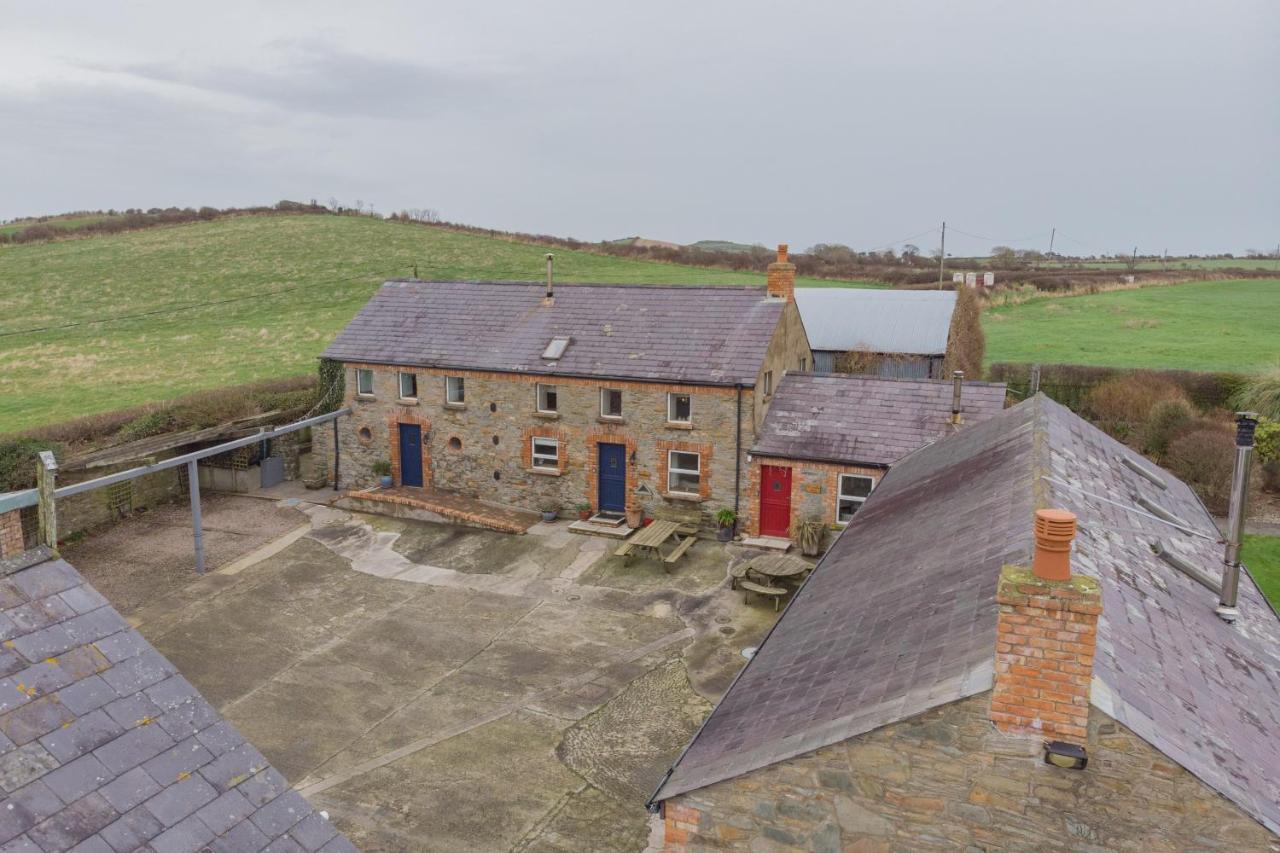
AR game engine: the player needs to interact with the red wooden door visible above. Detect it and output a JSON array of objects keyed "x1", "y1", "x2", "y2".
[{"x1": 759, "y1": 465, "x2": 793, "y2": 537}]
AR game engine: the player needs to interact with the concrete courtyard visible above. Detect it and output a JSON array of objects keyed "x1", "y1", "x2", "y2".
[{"x1": 66, "y1": 496, "x2": 782, "y2": 852}]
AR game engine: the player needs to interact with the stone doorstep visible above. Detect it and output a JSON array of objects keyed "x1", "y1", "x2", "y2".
[
  {"x1": 341, "y1": 488, "x2": 539, "y2": 535},
  {"x1": 740, "y1": 536, "x2": 793, "y2": 552},
  {"x1": 568, "y1": 520, "x2": 635, "y2": 540}
]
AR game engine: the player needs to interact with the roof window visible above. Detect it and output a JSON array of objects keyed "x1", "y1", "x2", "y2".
[{"x1": 542, "y1": 337, "x2": 570, "y2": 360}]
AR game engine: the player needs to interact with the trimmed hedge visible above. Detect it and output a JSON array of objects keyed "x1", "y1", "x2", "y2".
[{"x1": 988, "y1": 362, "x2": 1247, "y2": 412}]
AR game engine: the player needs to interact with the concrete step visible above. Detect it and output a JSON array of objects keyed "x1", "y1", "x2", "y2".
[
  {"x1": 740, "y1": 536, "x2": 792, "y2": 552},
  {"x1": 569, "y1": 520, "x2": 634, "y2": 540}
]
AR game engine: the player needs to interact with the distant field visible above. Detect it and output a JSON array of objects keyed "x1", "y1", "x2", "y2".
[
  {"x1": 1244, "y1": 535, "x2": 1280, "y2": 609},
  {"x1": 0, "y1": 214, "x2": 874, "y2": 432},
  {"x1": 0, "y1": 215, "x2": 113, "y2": 236},
  {"x1": 1043, "y1": 258, "x2": 1280, "y2": 271},
  {"x1": 983, "y1": 278, "x2": 1280, "y2": 371}
]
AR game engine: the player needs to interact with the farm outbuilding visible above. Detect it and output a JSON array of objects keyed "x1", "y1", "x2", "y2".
[{"x1": 794, "y1": 288, "x2": 957, "y2": 378}]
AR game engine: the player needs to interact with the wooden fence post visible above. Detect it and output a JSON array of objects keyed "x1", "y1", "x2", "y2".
[{"x1": 36, "y1": 451, "x2": 58, "y2": 549}]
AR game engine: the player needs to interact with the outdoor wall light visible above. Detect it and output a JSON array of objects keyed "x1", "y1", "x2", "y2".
[{"x1": 1044, "y1": 741, "x2": 1088, "y2": 770}]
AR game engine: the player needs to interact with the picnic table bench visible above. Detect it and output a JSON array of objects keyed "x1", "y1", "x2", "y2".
[
  {"x1": 739, "y1": 580, "x2": 789, "y2": 611},
  {"x1": 732, "y1": 554, "x2": 814, "y2": 608},
  {"x1": 614, "y1": 520, "x2": 696, "y2": 568}
]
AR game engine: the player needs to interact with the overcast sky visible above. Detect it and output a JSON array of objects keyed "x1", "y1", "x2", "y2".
[{"x1": 2, "y1": 1, "x2": 1276, "y2": 256}]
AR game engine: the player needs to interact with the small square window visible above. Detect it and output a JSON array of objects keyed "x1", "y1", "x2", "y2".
[
  {"x1": 398, "y1": 372, "x2": 417, "y2": 400},
  {"x1": 356, "y1": 368, "x2": 374, "y2": 396},
  {"x1": 531, "y1": 437, "x2": 559, "y2": 469},
  {"x1": 762, "y1": 371, "x2": 773, "y2": 397},
  {"x1": 446, "y1": 376, "x2": 465, "y2": 404},
  {"x1": 667, "y1": 393, "x2": 691, "y2": 424},
  {"x1": 837, "y1": 474, "x2": 875, "y2": 524},
  {"x1": 537, "y1": 383, "x2": 558, "y2": 413},
  {"x1": 668, "y1": 450, "x2": 701, "y2": 495},
  {"x1": 601, "y1": 388, "x2": 623, "y2": 419}
]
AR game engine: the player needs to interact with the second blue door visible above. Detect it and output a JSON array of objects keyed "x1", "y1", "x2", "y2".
[
  {"x1": 598, "y1": 443, "x2": 626, "y2": 513},
  {"x1": 399, "y1": 423, "x2": 423, "y2": 487}
]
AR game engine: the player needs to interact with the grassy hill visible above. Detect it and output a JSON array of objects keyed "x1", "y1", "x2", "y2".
[
  {"x1": 0, "y1": 214, "x2": 870, "y2": 432},
  {"x1": 983, "y1": 278, "x2": 1280, "y2": 371}
]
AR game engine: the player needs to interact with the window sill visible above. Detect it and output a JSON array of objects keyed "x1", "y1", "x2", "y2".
[
  {"x1": 533, "y1": 411, "x2": 560, "y2": 420},
  {"x1": 664, "y1": 491, "x2": 705, "y2": 503},
  {"x1": 444, "y1": 402, "x2": 467, "y2": 411},
  {"x1": 397, "y1": 398, "x2": 419, "y2": 406},
  {"x1": 597, "y1": 416, "x2": 625, "y2": 424},
  {"x1": 354, "y1": 395, "x2": 377, "y2": 403},
  {"x1": 664, "y1": 421, "x2": 694, "y2": 430},
  {"x1": 530, "y1": 467, "x2": 563, "y2": 477}
]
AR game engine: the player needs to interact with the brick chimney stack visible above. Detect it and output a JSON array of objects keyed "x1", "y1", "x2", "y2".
[
  {"x1": 990, "y1": 508, "x2": 1101, "y2": 743},
  {"x1": 766, "y1": 244, "x2": 796, "y2": 301}
]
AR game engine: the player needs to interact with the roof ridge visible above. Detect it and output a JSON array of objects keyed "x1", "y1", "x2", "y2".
[{"x1": 382, "y1": 279, "x2": 769, "y2": 292}]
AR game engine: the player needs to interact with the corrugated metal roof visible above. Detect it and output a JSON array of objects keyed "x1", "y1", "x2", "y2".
[
  {"x1": 794, "y1": 288, "x2": 956, "y2": 355},
  {"x1": 656, "y1": 396, "x2": 1280, "y2": 837},
  {"x1": 322, "y1": 281, "x2": 784, "y2": 386}
]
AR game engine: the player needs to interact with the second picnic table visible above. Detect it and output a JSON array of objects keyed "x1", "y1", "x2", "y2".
[{"x1": 614, "y1": 520, "x2": 696, "y2": 569}]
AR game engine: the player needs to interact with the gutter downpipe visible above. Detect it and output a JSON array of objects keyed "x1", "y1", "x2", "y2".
[
  {"x1": 333, "y1": 413, "x2": 341, "y2": 492},
  {"x1": 734, "y1": 384, "x2": 742, "y2": 532}
]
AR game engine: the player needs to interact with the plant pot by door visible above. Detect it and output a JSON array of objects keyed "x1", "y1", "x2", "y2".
[
  {"x1": 380, "y1": 475, "x2": 393, "y2": 488},
  {"x1": 717, "y1": 525, "x2": 733, "y2": 542},
  {"x1": 541, "y1": 511, "x2": 557, "y2": 523},
  {"x1": 625, "y1": 506, "x2": 643, "y2": 528}
]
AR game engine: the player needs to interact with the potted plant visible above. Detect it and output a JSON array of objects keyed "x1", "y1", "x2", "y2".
[
  {"x1": 625, "y1": 504, "x2": 644, "y2": 529},
  {"x1": 715, "y1": 508, "x2": 737, "y2": 542},
  {"x1": 576, "y1": 502, "x2": 592, "y2": 521},
  {"x1": 538, "y1": 499, "x2": 560, "y2": 523},
  {"x1": 371, "y1": 460, "x2": 392, "y2": 489},
  {"x1": 797, "y1": 516, "x2": 826, "y2": 557}
]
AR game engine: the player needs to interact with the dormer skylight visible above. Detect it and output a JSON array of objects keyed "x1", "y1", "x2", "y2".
[{"x1": 542, "y1": 336, "x2": 570, "y2": 360}]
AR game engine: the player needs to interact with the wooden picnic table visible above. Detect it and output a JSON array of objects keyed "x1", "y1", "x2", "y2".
[
  {"x1": 614, "y1": 520, "x2": 696, "y2": 568},
  {"x1": 744, "y1": 553, "x2": 812, "y2": 582},
  {"x1": 731, "y1": 554, "x2": 814, "y2": 609}
]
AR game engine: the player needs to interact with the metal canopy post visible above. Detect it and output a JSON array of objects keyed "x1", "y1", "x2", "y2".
[{"x1": 187, "y1": 461, "x2": 204, "y2": 574}]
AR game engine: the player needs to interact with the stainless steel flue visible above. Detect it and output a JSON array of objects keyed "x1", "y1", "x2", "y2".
[
  {"x1": 545, "y1": 253, "x2": 555, "y2": 299},
  {"x1": 951, "y1": 371, "x2": 964, "y2": 424},
  {"x1": 1217, "y1": 411, "x2": 1258, "y2": 622}
]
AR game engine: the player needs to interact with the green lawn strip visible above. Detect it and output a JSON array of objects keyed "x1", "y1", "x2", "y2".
[
  {"x1": 982, "y1": 278, "x2": 1280, "y2": 371},
  {"x1": 1243, "y1": 534, "x2": 1280, "y2": 610}
]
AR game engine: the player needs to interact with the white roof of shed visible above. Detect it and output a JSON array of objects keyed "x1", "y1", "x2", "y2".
[{"x1": 795, "y1": 288, "x2": 956, "y2": 355}]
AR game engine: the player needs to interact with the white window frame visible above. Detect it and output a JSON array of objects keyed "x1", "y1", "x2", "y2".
[
  {"x1": 397, "y1": 371, "x2": 417, "y2": 400},
  {"x1": 836, "y1": 474, "x2": 875, "y2": 525},
  {"x1": 799, "y1": 357, "x2": 808, "y2": 372},
  {"x1": 531, "y1": 437, "x2": 560, "y2": 470},
  {"x1": 667, "y1": 392, "x2": 692, "y2": 425},
  {"x1": 667, "y1": 450, "x2": 701, "y2": 496},
  {"x1": 536, "y1": 383, "x2": 558, "y2": 414},
  {"x1": 600, "y1": 388, "x2": 623, "y2": 419},
  {"x1": 762, "y1": 371, "x2": 773, "y2": 396},
  {"x1": 445, "y1": 375, "x2": 465, "y2": 405},
  {"x1": 355, "y1": 368, "x2": 375, "y2": 397}
]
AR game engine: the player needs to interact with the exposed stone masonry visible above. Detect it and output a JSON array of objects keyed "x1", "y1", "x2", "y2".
[
  {"x1": 741, "y1": 457, "x2": 884, "y2": 537},
  {"x1": 0, "y1": 508, "x2": 23, "y2": 558}
]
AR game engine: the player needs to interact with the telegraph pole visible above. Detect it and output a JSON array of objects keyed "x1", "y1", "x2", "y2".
[
  {"x1": 1048, "y1": 227, "x2": 1056, "y2": 255},
  {"x1": 937, "y1": 221, "x2": 946, "y2": 289}
]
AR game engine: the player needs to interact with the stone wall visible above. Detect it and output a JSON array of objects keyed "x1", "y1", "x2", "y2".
[
  {"x1": 741, "y1": 456, "x2": 884, "y2": 538},
  {"x1": 663, "y1": 692, "x2": 1277, "y2": 851},
  {"x1": 314, "y1": 364, "x2": 757, "y2": 527},
  {"x1": 57, "y1": 467, "x2": 182, "y2": 539},
  {"x1": 752, "y1": 301, "x2": 812, "y2": 433}
]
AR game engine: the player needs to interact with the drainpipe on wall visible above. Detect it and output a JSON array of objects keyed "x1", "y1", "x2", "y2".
[
  {"x1": 332, "y1": 415, "x2": 341, "y2": 492},
  {"x1": 734, "y1": 384, "x2": 742, "y2": 532}
]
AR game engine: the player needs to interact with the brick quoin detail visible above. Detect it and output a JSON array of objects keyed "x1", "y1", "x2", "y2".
[
  {"x1": 0, "y1": 509, "x2": 23, "y2": 558},
  {"x1": 663, "y1": 801, "x2": 702, "y2": 850},
  {"x1": 656, "y1": 439, "x2": 714, "y2": 500},
  {"x1": 521, "y1": 424, "x2": 571, "y2": 475},
  {"x1": 387, "y1": 410, "x2": 433, "y2": 488},
  {"x1": 990, "y1": 565, "x2": 1101, "y2": 743},
  {"x1": 585, "y1": 427, "x2": 638, "y2": 514}
]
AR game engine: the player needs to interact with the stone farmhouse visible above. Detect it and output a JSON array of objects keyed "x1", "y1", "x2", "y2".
[
  {"x1": 315, "y1": 247, "x2": 810, "y2": 529},
  {"x1": 742, "y1": 373, "x2": 1006, "y2": 538},
  {"x1": 651, "y1": 395, "x2": 1280, "y2": 850}
]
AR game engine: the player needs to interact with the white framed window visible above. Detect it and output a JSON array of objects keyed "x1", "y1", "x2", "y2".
[
  {"x1": 762, "y1": 371, "x2": 773, "y2": 396},
  {"x1": 667, "y1": 393, "x2": 691, "y2": 424},
  {"x1": 445, "y1": 376, "x2": 465, "y2": 405},
  {"x1": 667, "y1": 450, "x2": 701, "y2": 495},
  {"x1": 531, "y1": 437, "x2": 559, "y2": 470},
  {"x1": 536, "y1": 383, "x2": 558, "y2": 413},
  {"x1": 398, "y1": 371, "x2": 417, "y2": 400},
  {"x1": 837, "y1": 474, "x2": 875, "y2": 524},
  {"x1": 799, "y1": 357, "x2": 808, "y2": 372},
  {"x1": 355, "y1": 368, "x2": 374, "y2": 397},
  {"x1": 600, "y1": 388, "x2": 623, "y2": 419}
]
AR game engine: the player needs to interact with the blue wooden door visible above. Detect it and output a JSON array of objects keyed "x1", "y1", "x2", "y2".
[
  {"x1": 399, "y1": 423, "x2": 423, "y2": 487},
  {"x1": 597, "y1": 443, "x2": 627, "y2": 513}
]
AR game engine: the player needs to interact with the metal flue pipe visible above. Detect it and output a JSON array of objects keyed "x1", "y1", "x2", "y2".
[
  {"x1": 951, "y1": 371, "x2": 964, "y2": 424},
  {"x1": 1217, "y1": 411, "x2": 1258, "y2": 622},
  {"x1": 545, "y1": 253, "x2": 555, "y2": 299}
]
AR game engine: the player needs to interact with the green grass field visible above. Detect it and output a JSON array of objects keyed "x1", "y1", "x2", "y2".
[
  {"x1": 0, "y1": 215, "x2": 114, "y2": 237},
  {"x1": 1045, "y1": 258, "x2": 1280, "y2": 272},
  {"x1": 1244, "y1": 535, "x2": 1280, "y2": 610},
  {"x1": 983, "y1": 279, "x2": 1280, "y2": 371},
  {"x1": 0, "y1": 214, "x2": 874, "y2": 432}
]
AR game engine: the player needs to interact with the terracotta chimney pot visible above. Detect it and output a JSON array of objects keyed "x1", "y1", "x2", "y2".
[{"x1": 1031, "y1": 508, "x2": 1077, "y2": 581}]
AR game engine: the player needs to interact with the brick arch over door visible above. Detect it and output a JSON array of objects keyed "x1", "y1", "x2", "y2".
[
  {"x1": 586, "y1": 427, "x2": 637, "y2": 513},
  {"x1": 388, "y1": 411, "x2": 433, "y2": 488}
]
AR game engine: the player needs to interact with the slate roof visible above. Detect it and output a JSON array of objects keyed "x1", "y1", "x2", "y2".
[
  {"x1": 655, "y1": 395, "x2": 1280, "y2": 837},
  {"x1": 794, "y1": 288, "x2": 956, "y2": 355},
  {"x1": 0, "y1": 553, "x2": 353, "y2": 853},
  {"x1": 750, "y1": 373, "x2": 1008, "y2": 466},
  {"x1": 322, "y1": 280, "x2": 786, "y2": 386}
]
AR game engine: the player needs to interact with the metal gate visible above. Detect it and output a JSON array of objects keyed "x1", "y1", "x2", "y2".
[{"x1": 260, "y1": 456, "x2": 285, "y2": 489}]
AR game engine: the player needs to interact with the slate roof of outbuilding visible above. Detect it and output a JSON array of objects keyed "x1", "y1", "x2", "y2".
[
  {"x1": 750, "y1": 373, "x2": 1008, "y2": 466},
  {"x1": 322, "y1": 280, "x2": 786, "y2": 386},
  {"x1": 0, "y1": 552, "x2": 353, "y2": 853},
  {"x1": 794, "y1": 288, "x2": 956, "y2": 355},
  {"x1": 656, "y1": 395, "x2": 1280, "y2": 837}
]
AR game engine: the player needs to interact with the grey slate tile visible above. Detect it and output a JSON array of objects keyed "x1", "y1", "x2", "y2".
[
  {"x1": 234, "y1": 769, "x2": 288, "y2": 808},
  {"x1": 0, "y1": 741, "x2": 58, "y2": 793},
  {"x1": 98, "y1": 805, "x2": 163, "y2": 853},
  {"x1": 56, "y1": 586, "x2": 110, "y2": 616},
  {"x1": 263, "y1": 836, "x2": 305, "y2": 853},
  {"x1": 288, "y1": 812, "x2": 338, "y2": 851},
  {"x1": 10, "y1": 562, "x2": 80, "y2": 600},
  {"x1": 26, "y1": 792, "x2": 117, "y2": 852},
  {"x1": 2, "y1": 695, "x2": 76, "y2": 746},
  {"x1": 249, "y1": 791, "x2": 310, "y2": 838},
  {"x1": 200, "y1": 744, "x2": 268, "y2": 794},
  {"x1": 89, "y1": 720, "x2": 173, "y2": 774},
  {"x1": 0, "y1": 836, "x2": 41, "y2": 853},
  {"x1": 42, "y1": 709, "x2": 126, "y2": 764},
  {"x1": 208, "y1": 819, "x2": 269, "y2": 852},
  {"x1": 42, "y1": 753, "x2": 111, "y2": 805},
  {"x1": 149, "y1": 814, "x2": 214, "y2": 853},
  {"x1": 67, "y1": 834, "x2": 114, "y2": 853},
  {"x1": 141, "y1": 737, "x2": 214, "y2": 786},
  {"x1": 98, "y1": 766, "x2": 163, "y2": 814},
  {"x1": 193, "y1": 788, "x2": 254, "y2": 837},
  {"x1": 142, "y1": 773, "x2": 218, "y2": 828},
  {"x1": 57, "y1": 676, "x2": 117, "y2": 717}
]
